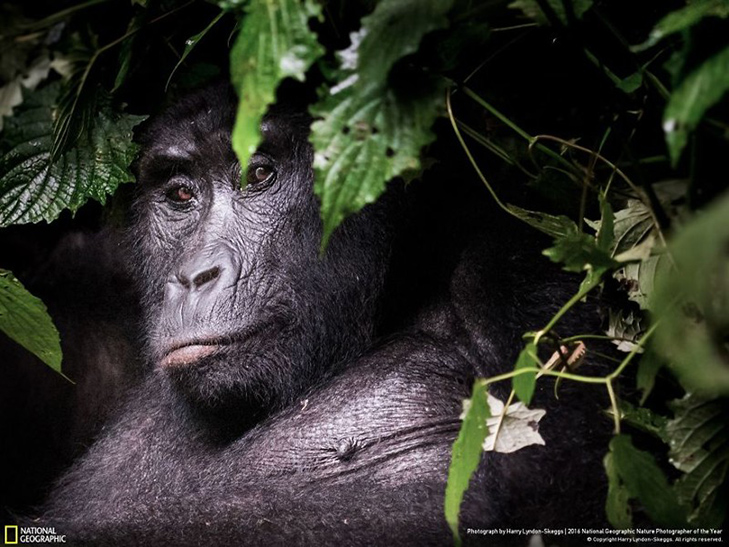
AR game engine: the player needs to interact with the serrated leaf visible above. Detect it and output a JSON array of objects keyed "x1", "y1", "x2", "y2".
[
  {"x1": 610, "y1": 187, "x2": 686, "y2": 309},
  {"x1": 484, "y1": 393, "x2": 545, "y2": 453},
  {"x1": 0, "y1": 269, "x2": 62, "y2": 373},
  {"x1": 512, "y1": 342, "x2": 538, "y2": 405},
  {"x1": 606, "y1": 308, "x2": 645, "y2": 353},
  {"x1": 543, "y1": 231, "x2": 618, "y2": 273},
  {"x1": 312, "y1": 85, "x2": 444, "y2": 249},
  {"x1": 356, "y1": 0, "x2": 453, "y2": 94},
  {"x1": 643, "y1": 0, "x2": 729, "y2": 49},
  {"x1": 666, "y1": 394, "x2": 729, "y2": 526},
  {"x1": 445, "y1": 380, "x2": 490, "y2": 545},
  {"x1": 311, "y1": 0, "x2": 454, "y2": 249},
  {"x1": 611, "y1": 199, "x2": 654, "y2": 255},
  {"x1": 616, "y1": 399, "x2": 668, "y2": 440},
  {"x1": 652, "y1": 191, "x2": 729, "y2": 395},
  {"x1": 506, "y1": 204, "x2": 579, "y2": 238},
  {"x1": 604, "y1": 451, "x2": 633, "y2": 529},
  {"x1": 616, "y1": 254, "x2": 670, "y2": 310},
  {"x1": 509, "y1": 0, "x2": 593, "y2": 25},
  {"x1": 664, "y1": 44, "x2": 729, "y2": 167},
  {"x1": 229, "y1": 0, "x2": 323, "y2": 176},
  {"x1": 0, "y1": 83, "x2": 145, "y2": 227},
  {"x1": 609, "y1": 434, "x2": 687, "y2": 526}
]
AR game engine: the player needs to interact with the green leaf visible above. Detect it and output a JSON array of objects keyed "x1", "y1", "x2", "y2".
[
  {"x1": 610, "y1": 185, "x2": 687, "y2": 309},
  {"x1": 604, "y1": 451, "x2": 633, "y2": 529},
  {"x1": 616, "y1": 399, "x2": 668, "y2": 440},
  {"x1": 167, "y1": 11, "x2": 226, "y2": 90},
  {"x1": 355, "y1": 0, "x2": 453, "y2": 94},
  {"x1": 543, "y1": 231, "x2": 618, "y2": 273},
  {"x1": 609, "y1": 434, "x2": 687, "y2": 526},
  {"x1": 52, "y1": 33, "x2": 98, "y2": 160},
  {"x1": 616, "y1": 254, "x2": 670, "y2": 310},
  {"x1": 664, "y1": 44, "x2": 729, "y2": 166},
  {"x1": 597, "y1": 191, "x2": 615, "y2": 252},
  {"x1": 0, "y1": 269, "x2": 62, "y2": 373},
  {"x1": 311, "y1": 0, "x2": 454, "y2": 249},
  {"x1": 636, "y1": 347, "x2": 664, "y2": 404},
  {"x1": 666, "y1": 394, "x2": 729, "y2": 527},
  {"x1": 113, "y1": 9, "x2": 149, "y2": 93},
  {"x1": 229, "y1": 0, "x2": 323, "y2": 177},
  {"x1": 652, "y1": 190, "x2": 729, "y2": 395},
  {"x1": 512, "y1": 342, "x2": 538, "y2": 405},
  {"x1": 644, "y1": 0, "x2": 729, "y2": 48},
  {"x1": 617, "y1": 72, "x2": 643, "y2": 94},
  {"x1": 445, "y1": 380, "x2": 490, "y2": 545},
  {"x1": 506, "y1": 204, "x2": 579, "y2": 239},
  {"x1": 0, "y1": 83, "x2": 145, "y2": 227},
  {"x1": 312, "y1": 85, "x2": 445, "y2": 250},
  {"x1": 509, "y1": 0, "x2": 593, "y2": 25}
]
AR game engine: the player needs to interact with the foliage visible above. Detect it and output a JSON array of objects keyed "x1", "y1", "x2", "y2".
[
  {"x1": 229, "y1": 0, "x2": 323, "y2": 172},
  {"x1": 0, "y1": 269, "x2": 62, "y2": 374},
  {"x1": 0, "y1": 82, "x2": 142, "y2": 227},
  {"x1": 0, "y1": 0, "x2": 728, "y2": 541},
  {"x1": 445, "y1": 380, "x2": 490, "y2": 544}
]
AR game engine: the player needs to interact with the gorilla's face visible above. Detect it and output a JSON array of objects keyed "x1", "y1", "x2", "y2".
[{"x1": 130, "y1": 85, "x2": 392, "y2": 414}]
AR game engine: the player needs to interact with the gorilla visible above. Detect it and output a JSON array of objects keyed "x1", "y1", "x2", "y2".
[{"x1": 19, "y1": 83, "x2": 613, "y2": 545}]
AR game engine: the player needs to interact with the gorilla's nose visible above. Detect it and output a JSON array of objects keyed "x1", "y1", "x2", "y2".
[
  {"x1": 182, "y1": 265, "x2": 220, "y2": 288},
  {"x1": 174, "y1": 251, "x2": 232, "y2": 291}
]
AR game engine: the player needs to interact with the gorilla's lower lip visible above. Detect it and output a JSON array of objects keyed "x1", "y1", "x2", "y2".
[{"x1": 161, "y1": 344, "x2": 219, "y2": 368}]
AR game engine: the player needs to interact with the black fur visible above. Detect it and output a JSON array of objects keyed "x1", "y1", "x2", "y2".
[{"x1": 25, "y1": 84, "x2": 612, "y2": 545}]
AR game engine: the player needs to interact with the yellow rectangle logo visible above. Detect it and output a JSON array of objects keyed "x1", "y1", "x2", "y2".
[{"x1": 4, "y1": 525, "x2": 18, "y2": 545}]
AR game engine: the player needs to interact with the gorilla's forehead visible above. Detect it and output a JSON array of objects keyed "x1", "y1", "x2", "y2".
[{"x1": 136, "y1": 84, "x2": 309, "y2": 173}]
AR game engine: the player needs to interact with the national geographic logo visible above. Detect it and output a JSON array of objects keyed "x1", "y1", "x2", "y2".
[{"x1": 4, "y1": 526, "x2": 66, "y2": 544}]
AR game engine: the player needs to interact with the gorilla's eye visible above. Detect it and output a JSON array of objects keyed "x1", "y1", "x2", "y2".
[
  {"x1": 166, "y1": 185, "x2": 194, "y2": 203},
  {"x1": 246, "y1": 164, "x2": 274, "y2": 186}
]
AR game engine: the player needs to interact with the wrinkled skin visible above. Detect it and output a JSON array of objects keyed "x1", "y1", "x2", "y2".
[{"x1": 26, "y1": 85, "x2": 611, "y2": 546}]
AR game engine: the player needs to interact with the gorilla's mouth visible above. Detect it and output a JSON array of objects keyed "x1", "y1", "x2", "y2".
[
  {"x1": 158, "y1": 318, "x2": 285, "y2": 369},
  {"x1": 161, "y1": 339, "x2": 227, "y2": 368}
]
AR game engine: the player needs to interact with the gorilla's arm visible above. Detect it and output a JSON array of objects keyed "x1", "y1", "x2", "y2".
[
  {"x1": 36, "y1": 326, "x2": 607, "y2": 546},
  {"x1": 35, "y1": 332, "x2": 465, "y2": 545}
]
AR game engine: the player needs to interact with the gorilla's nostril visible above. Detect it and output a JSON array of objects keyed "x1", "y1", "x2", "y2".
[{"x1": 192, "y1": 266, "x2": 220, "y2": 288}]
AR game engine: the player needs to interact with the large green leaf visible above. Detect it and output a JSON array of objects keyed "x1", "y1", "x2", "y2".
[
  {"x1": 229, "y1": 0, "x2": 323, "y2": 175},
  {"x1": 311, "y1": 84, "x2": 445, "y2": 249},
  {"x1": 0, "y1": 269, "x2": 62, "y2": 373},
  {"x1": 444, "y1": 380, "x2": 490, "y2": 545},
  {"x1": 311, "y1": 0, "x2": 454, "y2": 249},
  {"x1": 604, "y1": 451, "x2": 632, "y2": 529},
  {"x1": 664, "y1": 44, "x2": 729, "y2": 166},
  {"x1": 644, "y1": 0, "x2": 729, "y2": 48},
  {"x1": 608, "y1": 434, "x2": 687, "y2": 526},
  {"x1": 0, "y1": 83, "x2": 144, "y2": 227},
  {"x1": 666, "y1": 394, "x2": 729, "y2": 527},
  {"x1": 651, "y1": 191, "x2": 729, "y2": 395}
]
